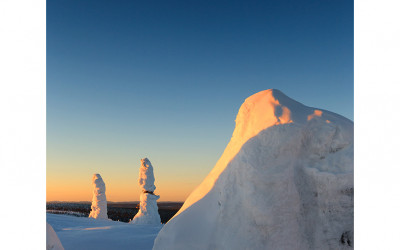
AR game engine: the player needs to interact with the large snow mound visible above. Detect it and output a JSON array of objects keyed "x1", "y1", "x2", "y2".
[
  {"x1": 46, "y1": 222, "x2": 64, "y2": 250},
  {"x1": 153, "y1": 89, "x2": 354, "y2": 250}
]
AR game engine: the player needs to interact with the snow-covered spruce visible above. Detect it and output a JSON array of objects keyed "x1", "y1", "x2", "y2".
[
  {"x1": 130, "y1": 158, "x2": 161, "y2": 225},
  {"x1": 46, "y1": 222, "x2": 64, "y2": 250},
  {"x1": 88, "y1": 174, "x2": 108, "y2": 219},
  {"x1": 153, "y1": 89, "x2": 354, "y2": 250}
]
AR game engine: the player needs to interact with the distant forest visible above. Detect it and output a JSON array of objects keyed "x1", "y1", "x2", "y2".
[{"x1": 46, "y1": 202, "x2": 183, "y2": 224}]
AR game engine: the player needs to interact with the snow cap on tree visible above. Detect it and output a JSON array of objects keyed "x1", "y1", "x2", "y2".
[{"x1": 138, "y1": 158, "x2": 156, "y2": 192}]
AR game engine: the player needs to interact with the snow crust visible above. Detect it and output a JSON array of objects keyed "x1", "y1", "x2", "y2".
[
  {"x1": 88, "y1": 174, "x2": 108, "y2": 219},
  {"x1": 46, "y1": 222, "x2": 64, "y2": 250},
  {"x1": 153, "y1": 89, "x2": 354, "y2": 250},
  {"x1": 130, "y1": 158, "x2": 161, "y2": 225}
]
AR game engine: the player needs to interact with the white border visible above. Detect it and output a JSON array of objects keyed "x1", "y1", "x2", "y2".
[
  {"x1": 355, "y1": 0, "x2": 400, "y2": 248},
  {"x1": 1, "y1": 0, "x2": 400, "y2": 248},
  {"x1": 0, "y1": 0, "x2": 46, "y2": 249}
]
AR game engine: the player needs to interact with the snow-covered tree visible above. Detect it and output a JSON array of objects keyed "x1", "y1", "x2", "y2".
[
  {"x1": 88, "y1": 174, "x2": 108, "y2": 219},
  {"x1": 130, "y1": 158, "x2": 161, "y2": 224}
]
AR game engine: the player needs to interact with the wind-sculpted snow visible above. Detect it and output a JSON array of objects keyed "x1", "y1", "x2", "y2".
[
  {"x1": 88, "y1": 174, "x2": 108, "y2": 219},
  {"x1": 46, "y1": 222, "x2": 64, "y2": 250},
  {"x1": 131, "y1": 158, "x2": 161, "y2": 225},
  {"x1": 153, "y1": 89, "x2": 354, "y2": 250}
]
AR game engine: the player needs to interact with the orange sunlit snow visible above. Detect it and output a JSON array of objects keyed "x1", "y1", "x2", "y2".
[{"x1": 307, "y1": 109, "x2": 323, "y2": 121}]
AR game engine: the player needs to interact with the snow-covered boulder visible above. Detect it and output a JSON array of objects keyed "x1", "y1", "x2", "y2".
[
  {"x1": 153, "y1": 89, "x2": 354, "y2": 250},
  {"x1": 88, "y1": 174, "x2": 108, "y2": 219},
  {"x1": 46, "y1": 222, "x2": 64, "y2": 250},
  {"x1": 130, "y1": 158, "x2": 161, "y2": 225}
]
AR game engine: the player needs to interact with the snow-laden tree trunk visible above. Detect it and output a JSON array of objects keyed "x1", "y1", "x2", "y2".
[
  {"x1": 130, "y1": 158, "x2": 161, "y2": 224},
  {"x1": 88, "y1": 174, "x2": 108, "y2": 219}
]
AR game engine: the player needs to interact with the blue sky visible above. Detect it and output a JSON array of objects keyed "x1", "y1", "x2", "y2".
[{"x1": 47, "y1": 0, "x2": 353, "y2": 201}]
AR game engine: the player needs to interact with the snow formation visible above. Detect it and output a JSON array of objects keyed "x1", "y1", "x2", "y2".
[
  {"x1": 130, "y1": 158, "x2": 161, "y2": 225},
  {"x1": 46, "y1": 222, "x2": 64, "y2": 250},
  {"x1": 153, "y1": 89, "x2": 354, "y2": 250},
  {"x1": 88, "y1": 174, "x2": 108, "y2": 219}
]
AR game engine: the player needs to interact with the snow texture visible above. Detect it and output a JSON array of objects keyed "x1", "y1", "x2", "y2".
[
  {"x1": 130, "y1": 158, "x2": 161, "y2": 225},
  {"x1": 47, "y1": 213, "x2": 162, "y2": 250},
  {"x1": 88, "y1": 174, "x2": 108, "y2": 220},
  {"x1": 47, "y1": 222, "x2": 64, "y2": 250},
  {"x1": 153, "y1": 89, "x2": 354, "y2": 250}
]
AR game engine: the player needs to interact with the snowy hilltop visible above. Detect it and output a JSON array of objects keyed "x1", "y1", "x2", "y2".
[
  {"x1": 88, "y1": 174, "x2": 108, "y2": 219},
  {"x1": 130, "y1": 158, "x2": 161, "y2": 225},
  {"x1": 153, "y1": 89, "x2": 354, "y2": 250}
]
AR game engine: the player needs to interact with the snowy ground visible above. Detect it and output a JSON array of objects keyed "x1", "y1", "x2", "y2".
[{"x1": 47, "y1": 213, "x2": 162, "y2": 250}]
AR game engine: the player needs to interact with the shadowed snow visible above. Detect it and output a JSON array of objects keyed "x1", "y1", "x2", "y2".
[
  {"x1": 47, "y1": 222, "x2": 64, "y2": 250},
  {"x1": 47, "y1": 213, "x2": 162, "y2": 250}
]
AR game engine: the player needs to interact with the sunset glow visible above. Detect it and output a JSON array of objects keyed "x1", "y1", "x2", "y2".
[
  {"x1": 46, "y1": 171, "x2": 204, "y2": 202},
  {"x1": 46, "y1": 0, "x2": 353, "y2": 203}
]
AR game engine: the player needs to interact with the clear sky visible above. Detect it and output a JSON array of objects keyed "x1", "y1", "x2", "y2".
[{"x1": 47, "y1": 0, "x2": 353, "y2": 202}]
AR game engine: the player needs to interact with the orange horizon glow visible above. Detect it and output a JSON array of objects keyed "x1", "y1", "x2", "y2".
[
  {"x1": 46, "y1": 177, "x2": 200, "y2": 202},
  {"x1": 46, "y1": 149, "x2": 213, "y2": 202},
  {"x1": 46, "y1": 167, "x2": 207, "y2": 202}
]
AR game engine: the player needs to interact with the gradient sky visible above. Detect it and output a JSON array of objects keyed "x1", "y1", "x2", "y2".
[{"x1": 47, "y1": 0, "x2": 353, "y2": 202}]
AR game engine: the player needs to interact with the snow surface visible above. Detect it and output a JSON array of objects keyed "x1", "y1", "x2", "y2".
[
  {"x1": 47, "y1": 213, "x2": 162, "y2": 250},
  {"x1": 88, "y1": 174, "x2": 108, "y2": 220},
  {"x1": 47, "y1": 222, "x2": 64, "y2": 250},
  {"x1": 131, "y1": 158, "x2": 161, "y2": 225},
  {"x1": 153, "y1": 89, "x2": 354, "y2": 250}
]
